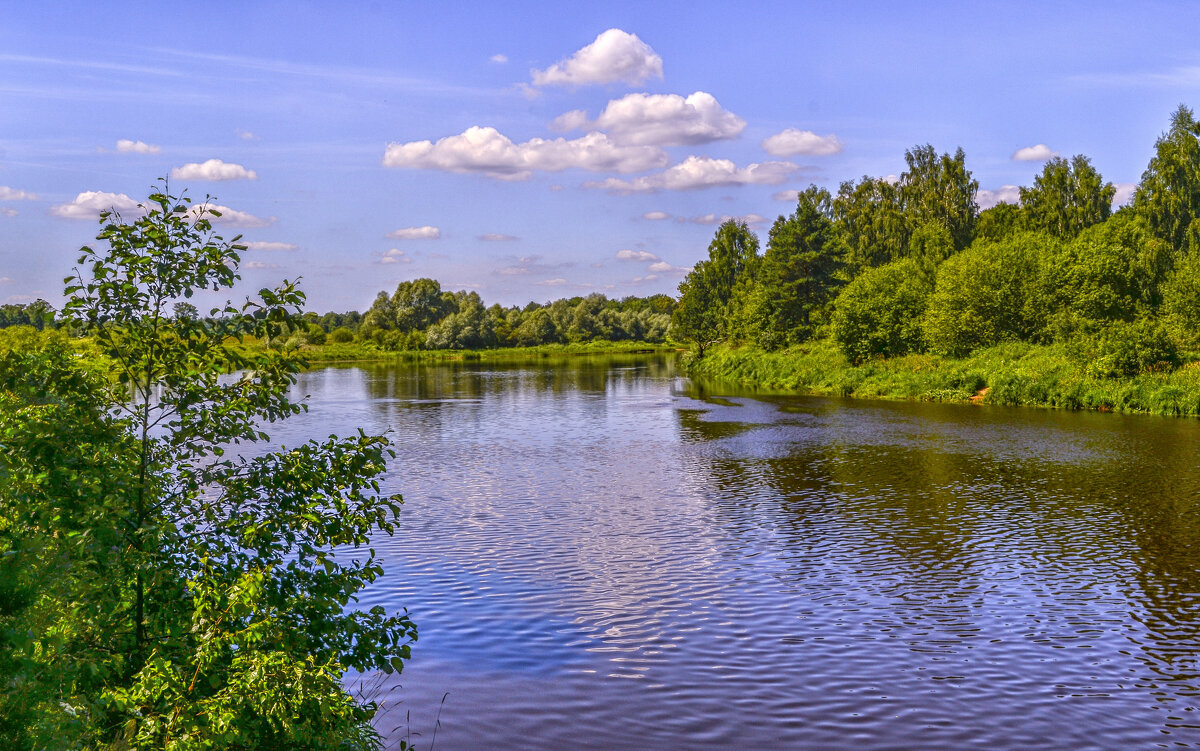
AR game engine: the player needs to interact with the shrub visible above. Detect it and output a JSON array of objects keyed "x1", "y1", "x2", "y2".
[
  {"x1": 832, "y1": 257, "x2": 932, "y2": 364},
  {"x1": 923, "y1": 232, "x2": 1056, "y2": 356},
  {"x1": 329, "y1": 326, "x2": 355, "y2": 344}
]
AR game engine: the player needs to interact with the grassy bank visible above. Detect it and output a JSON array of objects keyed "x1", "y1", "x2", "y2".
[
  {"x1": 234, "y1": 338, "x2": 681, "y2": 364},
  {"x1": 684, "y1": 339, "x2": 1200, "y2": 416}
]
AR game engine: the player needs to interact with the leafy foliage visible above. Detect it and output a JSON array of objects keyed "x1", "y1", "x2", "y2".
[
  {"x1": 1021, "y1": 155, "x2": 1115, "y2": 238},
  {"x1": 922, "y1": 232, "x2": 1055, "y2": 356},
  {"x1": 0, "y1": 185, "x2": 415, "y2": 749},
  {"x1": 832, "y1": 258, "x2": 933, "y2": 364}
]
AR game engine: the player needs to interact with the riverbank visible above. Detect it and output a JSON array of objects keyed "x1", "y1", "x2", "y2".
[
  {"x1": 684, "y1": 340, "x2": 1200, "y2": 416},
  {"x1": 240, "y1": 338, "x2": 681, "y2": 364}
]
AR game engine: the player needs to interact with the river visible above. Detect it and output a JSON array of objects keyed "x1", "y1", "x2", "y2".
[{"x1": 281, "y1": 354, "x2": 1200, "y2": 749}]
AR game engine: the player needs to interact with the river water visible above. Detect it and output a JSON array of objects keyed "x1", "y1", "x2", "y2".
[{"x1": 284, "y1": 354, "x2": 1200, "y2": 749}]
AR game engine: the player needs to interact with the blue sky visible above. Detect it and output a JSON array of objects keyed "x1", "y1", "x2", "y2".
[{"x1": 3, "y1": 1, "x2": 1200, "y2": 312}]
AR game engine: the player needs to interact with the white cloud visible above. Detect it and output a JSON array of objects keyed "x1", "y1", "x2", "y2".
[
  {"x1": 556, "y1": 92, "x2": 745, "y2": 146},
  {"x1": 379, "y1": 248, "x2": 412, "y2": 265},
  {"x1": 236, "y1": 129, "x2": 258, "y2": 141},
  {"x1": 0, "y1": 186, "x2": 37, "y2": 201},
  {"x1": 881, "y1": 174, "x2": 900, "y2": 184},
  {"x1": 549, "y1": 109, "x2": 590, "y2": 132},
  {"x1": 617, "y1": 249, "x2": 659, "y2": 262},
  {"x1": 534, "y1": 277, "x2": 569, "y2": 286},
  {"x1": 585, "y1": 156, "x2": 799, "y2": 194},
  {"x1": 170, "y1": 158, "x2": 258, "y2": 181},
  {"x1": 549, "y1": 184, "x2": 564, "y2": 192},
  {"x1": 642, "y1": 211, "x2": 671, "y2": 220},
  {"x1": 193, "y1": 203, "x2": 275, "y2": 228},
  {"x1": 490, "y1": 53, "x2": 508, "y2": 64},
  {"x1": 977, "y1": 185, "x2": 1022, "y2": 208},
  {"x1": 1113, "y1": 182, "x2": 1137, "y2": 206},
  {"x1": 0, "y1": 208, "x2": 15, "y2": 217},
  {"x1": 761, "y1": 128, "x2": 843, "y2": 157},
  {"x1": 386, "y1": 225, "x2": 441, "y2": 240},
  {"x1": 1012, "y1": 144, "x2": 1058, "y2": 162},
  {"x1": 630, "y1": 274, "x2": 659, "y2": 283},
  {"x1": 478, "y1": 233, "x2": 519, "y2": 242},
  {"x1": 116, "y1": 139, "x2": 161, "y2": 154},
  {"x1": 49, "y1": 192, "x2": 271, "y2": 227},
  {"x1": 772, "y1": 189, "x2": 800, "y2": 202},
  {"x1": 647, "y1": 261, "x2": 689, "y2": 273},
  {"x1": 49, "y1": 190, "x2": 143, "y2": 219},
  {"x1": 0, "y1": 277, "x2": 12, "y2": 283},
  {"x1": 243, "y1": 260, "x2": 278, "y2": 270},
  {"x1": 383, "y1": 126, "x2": 667, "y2": 180},
  {"x1": 244, "y1": 241, "x2": 298, "y2": 251},
  {"x1": 531, "y1": 29, "x2": 662, "y2": 88},
  {"x1": 687, "y1": 213, "x2": 767, "y2": 226}
]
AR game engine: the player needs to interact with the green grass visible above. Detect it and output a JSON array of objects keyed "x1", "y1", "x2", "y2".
[{"x1": 685, "y1": 339, "x2": 1200, "y2": 417}]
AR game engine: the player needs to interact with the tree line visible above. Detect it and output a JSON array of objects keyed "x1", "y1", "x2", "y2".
[
  {"x1": 353, "y1": 281, "x2": 675, "y2": 350},
  {"x1": 672, "y1": 105, "x2": 1200, "y2": 379}
]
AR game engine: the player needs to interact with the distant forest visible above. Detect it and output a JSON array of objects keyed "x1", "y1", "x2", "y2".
[
  {"x1": 0, "y1": 284, "x2": 676, "y2": 351},
  {"x1": 674, "y1": 105, "x2": 1200, "y2": 378}
]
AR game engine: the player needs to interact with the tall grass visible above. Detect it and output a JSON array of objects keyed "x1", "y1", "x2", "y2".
[{"x1": 685, "y1": 339, "x2": 1200, "y2": 417}]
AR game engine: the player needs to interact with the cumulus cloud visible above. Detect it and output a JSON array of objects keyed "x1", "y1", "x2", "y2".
[
  {"x1": 761, "y1": 128, "x2": 843, "y2": 157},
  {"x1": 0, "y1": 186, "x2": 37, "y2": 201},
  {"x1": 1012, "y1": 144, "x2": 1058, "y2": 162},
  {"x1": 642, "y1": 211, "x2": 671, "y2": 220},
  {"x1": 531, "y1": 29, "x2": 663, "y2": 88},
  {"x1": 383, "y1": 126, "x2": 667, "y2": 180},
  {"x1": 630, "y1": 274, "x2": 659, "y2": 284},
  {"x1": 549, "y1": 109, "x2": 590, "y2": 132},
  {"x1": 554, "y1": 92, "x2": 745, "y2": 146},
  {"x1": 197, "y1": 204, "x2": 274, "y2": 228},
  {"x1": 977, "y1": 185, "x2": 1022, "y2": 208},
  {"x1": 1112, "y1": 182, "x2": 1137, "y2": 206},
  {"x1": 386, "y1": 225, "x2": 441, "y2": 240},
  {"x1": 490, "y1": 53, "x2": 508, "y2": 64},
  {"x1": 170, "y1": 159, "x2": 258, "y2": 181},
  {"x1": 116, "y1": 139, "x2": 161, "y2": 154},
  {"x1": 534, "y1": 278, "x2": 569, "y2": 286},
  {"x1": 478, "y1": 233, "x2": 518, "y2": 242},
  {"x1": 244, "y1": 241, "x2": 298, "y2": 251},
  {"x1": 243, "y1": 260, "x2": 278, "y2": 270},
  {"x1": 772, "y1": 189, "x2": 800, "y2": 202},
  {"x1": 585, "y1": 156, "x2": 799, "y2": 194},
  {"x1": 379, "y1": 248, "x2": 412, "y2": 265},
  {"x1": 647, "y1": 261, "x2": 689, "y2": 273},
  {"x1": 687, "y1": 213, "x2": 767, "y2": 226},
  {"x1": 49, "y1": 190, "x2": 143, "y2": 219},
  {"x1": 617, "y1": 249, "x2": 659, "y2": 262},
  {"x1": 0, "y1": 208, "x2": 15, "y2": 217}
]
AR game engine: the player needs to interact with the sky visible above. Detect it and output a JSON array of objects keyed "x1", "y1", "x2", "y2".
[{"x1": 3, "y1": 1, "x2": 1200, "y2": 312}]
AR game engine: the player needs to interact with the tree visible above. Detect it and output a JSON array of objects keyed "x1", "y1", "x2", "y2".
[
  {"x1": 1, "y1": 185, "x2": 416, "y2": 748},
  {"x1": 832, "y1": 176, "x2": 907, "y2": 272},
  {"x1": 898, "y1": 144, "x2": 979, "y2": 250},
  {"x1": 1020, "y1": 155, "x2": 1116, "y2": 238},
  {"x1": 974, "y1": 202, "x2": 1025, "y2": 242},
  {"x1": 1135, "y1": 104, "x2": 1200, "y2": 255},
  {"x1": 671, "y1": 220, "x2": 759, "y2": 353},
  {"x1": 741, "y1": 186, "x2": 844, "y2": 349}
]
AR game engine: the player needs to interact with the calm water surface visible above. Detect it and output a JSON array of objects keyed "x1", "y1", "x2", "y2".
[{"x1": 284, "y1": 355, "x2": 1200, "y2": 749}]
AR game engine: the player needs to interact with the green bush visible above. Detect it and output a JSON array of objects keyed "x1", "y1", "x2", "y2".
[
  {"x1": 328, "y1": 326, "x2": 354, "y2": 344},
  {"x1": 923, "y1": 232, "x2": 1056, "y2": 356},
  {"x1": 831, "y1": 257, "x2": 932, "y2": 364},
  {"x1": 1085, "y1": 317, "x2": 1180, "y2": 378}
]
